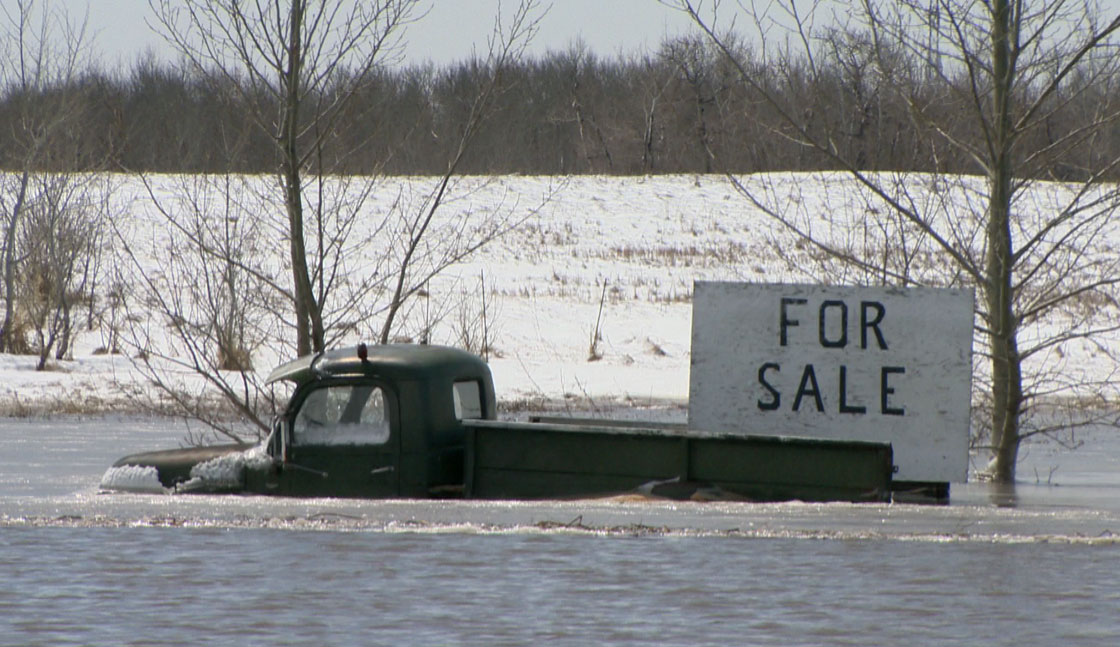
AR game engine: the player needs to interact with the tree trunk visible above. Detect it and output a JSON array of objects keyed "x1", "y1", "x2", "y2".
[
  {"x1": 643, "y1": 99, "x2": 657, "y2": 172},
  {"x1": 0, "y1": 170, "x2": 30, "y2": 353},
  {"x1": 985, "y1": 0, "x2": 1023, "y2": 483},
  {"x1": 282, "y1": 0, "x2": 324, "y2": 356}
]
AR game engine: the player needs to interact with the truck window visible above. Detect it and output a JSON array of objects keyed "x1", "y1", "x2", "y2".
[
  {"x1": 453, "y1": 380, "x2": 483, "y2": 420},
  {"x1": 292, "y1": 384, "x2": 390, "y2": 446}
]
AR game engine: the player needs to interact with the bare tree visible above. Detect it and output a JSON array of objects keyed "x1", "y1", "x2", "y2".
[
  {"x1": 0, "y1": 0, "x2": 91, "y2": 353},
  {"x1": 630, "y1": 52, "x2": 675, "y2": 172},
  {"x1": 149, "y1": 0, "x2": 548, "y2": 355},
  {"x1": 552, "y1": 42, "x2": 615, "y2": 172},
  {"x1": 149, "y1": 0, "x2": 421, "y2": 356},
  {"x1": 660, "y1": 35, "x2": 723, "y2": 173},
  {"x1": 120, "y1": 1, "x2": 551, "y2": 436},
  {"x1": 114, "y1": 173, "x2": 282, "y2": 442},
  {"x1": 17, "y1": 174, "x2": 105, "y2": 370},
  {"x1": 675, "y1": 0, "x2": 1120, "y2": 482},
  {"x1": 376, "y1": 2, "x2": 549, "y2": 343}
]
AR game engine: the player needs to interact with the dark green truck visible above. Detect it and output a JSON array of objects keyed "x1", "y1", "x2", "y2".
[{"x1": 101, "y1": 344, "x2": 894, "y2": 502}]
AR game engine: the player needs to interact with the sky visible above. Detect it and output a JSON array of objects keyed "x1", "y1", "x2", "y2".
[
  {"x1": 79, "y1": 0, "x2": 701, "y2": 68},
  {"x1": 49, "y1": 0, "x2": 1120, "y2": 70}
]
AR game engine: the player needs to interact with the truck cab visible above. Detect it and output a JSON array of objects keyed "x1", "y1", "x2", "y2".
[
  {"x1": 260, "y1": 343, "x2": 496, "y2": 497},
  {"x1": 101, "y1": 344, "x2": 497, "y2": 497}
]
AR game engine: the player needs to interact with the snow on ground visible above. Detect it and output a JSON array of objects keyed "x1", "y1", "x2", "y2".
[
  {"x1": 1, "y1": 172, "x2": 1117, "y2": 416},
  {"x1": 0, "y1": 352, "x2": 145, "y2": 414}
]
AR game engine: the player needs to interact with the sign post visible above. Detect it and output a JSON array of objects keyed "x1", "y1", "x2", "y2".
[{"x1": 689, "y1": 281, "x2": 974, "y2": 483}]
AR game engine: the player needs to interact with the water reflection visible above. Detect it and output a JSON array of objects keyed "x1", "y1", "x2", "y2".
[{"x1": 985, "y1": 481, "x2": 1019, "y2": 508}]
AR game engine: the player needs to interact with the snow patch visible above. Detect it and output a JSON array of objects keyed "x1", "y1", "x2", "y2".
[
  {"x1": 99, "y1": 464, "x2": 166, "y2": 494},
  {"x1": 177, "y1": 443, "x2": 272, "y2": 492}
]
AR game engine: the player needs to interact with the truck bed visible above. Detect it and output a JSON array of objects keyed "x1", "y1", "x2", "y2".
[{"x1": 462, "y1": 419, "x2": 893, "y2": 503}]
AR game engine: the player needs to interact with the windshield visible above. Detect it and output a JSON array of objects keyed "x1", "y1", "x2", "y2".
[{"x1": 292, "y1": 384, "x2": 390, "y2": 446}]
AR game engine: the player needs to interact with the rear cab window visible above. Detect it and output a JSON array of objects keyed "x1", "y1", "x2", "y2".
[{"x1": 453, "y1": 380, "x2": 484, "y2": 420}]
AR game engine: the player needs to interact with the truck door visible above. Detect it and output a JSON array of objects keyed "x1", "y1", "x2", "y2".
[{"x1": 282, "y1": 380, "x2": 399, "y2": 497}]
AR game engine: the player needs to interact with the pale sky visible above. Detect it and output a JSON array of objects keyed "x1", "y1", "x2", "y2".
[
  {"x1": 79, "y1": 0, "x2": 701, "y2": 68},
  {"x1": 47, "y1": 0, "x2": 1120, "y2": 69}
]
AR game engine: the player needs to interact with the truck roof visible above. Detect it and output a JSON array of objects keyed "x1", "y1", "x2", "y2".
[{"x1": 264, "y1": 344, "x2": 491, "y2": 385}]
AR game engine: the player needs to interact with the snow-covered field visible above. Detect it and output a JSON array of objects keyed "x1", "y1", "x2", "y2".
[{"x1": 1, "y1": 172, "x2": 1117, "y2": 420}]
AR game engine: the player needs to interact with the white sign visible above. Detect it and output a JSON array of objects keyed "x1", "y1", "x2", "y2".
[{"x1": 688, "y1": 281, "x2": 973, "y2": 482}]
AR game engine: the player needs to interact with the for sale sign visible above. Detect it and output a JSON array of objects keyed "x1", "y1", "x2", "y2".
[{"x1": 688, "y1": 281, "x2": 973, "y2": 482}]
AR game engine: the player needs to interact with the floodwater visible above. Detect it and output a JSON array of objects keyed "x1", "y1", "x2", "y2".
[{"x1": 2, "y1": 418, "x2": 1119, "y2": 646}]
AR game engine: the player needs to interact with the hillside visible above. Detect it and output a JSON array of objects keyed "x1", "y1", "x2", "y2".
[{"x1": 0, "y1": 172, "x2": 1116, "y2": 425}]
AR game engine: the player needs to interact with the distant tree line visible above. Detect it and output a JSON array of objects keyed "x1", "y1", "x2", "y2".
[{"x1": 3, "y1": 34, "x2": 1119, "y2": 179}]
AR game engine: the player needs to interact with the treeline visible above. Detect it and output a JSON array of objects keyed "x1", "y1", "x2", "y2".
[{"x1": 2, "y1": 35, "x2": 1118, "y2": 179}]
